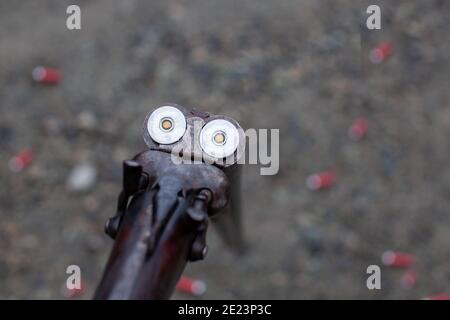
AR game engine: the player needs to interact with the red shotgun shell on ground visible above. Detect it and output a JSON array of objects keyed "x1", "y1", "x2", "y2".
[
  {"x1": 401, "y1": 270, "x2": 417, "y2": 289},
  {"x1": 61, "y1": 282, "x2": 84, "y2": 298},
  {"x1": 176, "y1": 276, "x2": 207, "y2": 297},
  {"x1": 423, "y1": 293, "x2": 450, "y2": 300},
  {"x1": 306, "y1": 172, "x2": 336, "y2": 191},
  {"x1": 9, "y1": 149, "x2": 34, "y2": 172},
  {"x1": 381, "y1": 250, "x2": 416, "y2": 268},
  {"x1": 370, "y1": 41, "x2": 394, "y2": 64},
  {"x1": 32, "y1": 66, "x2": 61, "y2": 84},
  {"x1": 348, "y1": 117, "x2": 368, "y2": 141}
]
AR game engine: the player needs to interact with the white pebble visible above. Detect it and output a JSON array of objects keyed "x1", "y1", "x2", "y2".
[{"x1": 67, "y1": 163, "x2": 97, "y2": 192}]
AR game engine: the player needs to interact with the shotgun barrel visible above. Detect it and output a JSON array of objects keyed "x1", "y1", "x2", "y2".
[{"x1": 95, "y1": 104, "x2": 245, "y2": 299}]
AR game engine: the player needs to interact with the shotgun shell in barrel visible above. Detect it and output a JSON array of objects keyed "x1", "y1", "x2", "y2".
[
  {"x1": 200, "y1": 119, "x2": 240, "y2": 159},
  {"x1": 369, "y1": 42, "x2": 393, "y2": 64},
  {"x1": 348, "y1": 117, "x2": 368, "y2": 141},
  {"x1": 382, "y1": 250, "x2": 416, "y2": 268},
  {"x1": 9, "y1": 149, "x2": 34, "y2": 172},
  {"x1": 176, "y1": 276, "x2": 206, "y2": 297},
  {"x1": 32, "y1": 66, "x2": 61, "y2": 84},
  {"x1": 306, "y1": 172, "x2": 336, "y2": 191},
  {"x1": 146, "y1": 106, "x2": 187, "y2": 144}
]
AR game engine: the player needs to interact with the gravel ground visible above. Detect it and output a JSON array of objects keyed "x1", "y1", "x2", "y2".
[{"x1": 1, "y1": 0, "x2": 450, "y2": 299}]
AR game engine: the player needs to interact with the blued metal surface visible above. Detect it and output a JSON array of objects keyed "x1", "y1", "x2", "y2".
[
  {"x1": 96, "y1": 104, "x2": 245, "y2": 299},
  {"x1": 94, "y1": 150, "x2": 230, "y2": 299},
  {"x1": 142, "y1": 104, "x2": 245, "y2": 251},
  {"x1": 134, "y1": 150, "x2": 229, "y2": 213}
]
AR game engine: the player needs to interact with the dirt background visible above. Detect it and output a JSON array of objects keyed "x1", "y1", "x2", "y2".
[{"x1": 1, "y1": 0, "x2": 450, "y2": 299}]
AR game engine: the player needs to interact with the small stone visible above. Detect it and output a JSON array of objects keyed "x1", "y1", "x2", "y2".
[
  {"x1": 67, "y1": 163, "x2": 97, "y2": 192},
  {"x1": 77, "y1": 111, "x2": 97, "y2": 131}
]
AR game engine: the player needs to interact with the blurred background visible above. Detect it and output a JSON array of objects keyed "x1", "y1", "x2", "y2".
[{"x1": 1, "y1": 0, "x2": 450, "y2": 299}]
